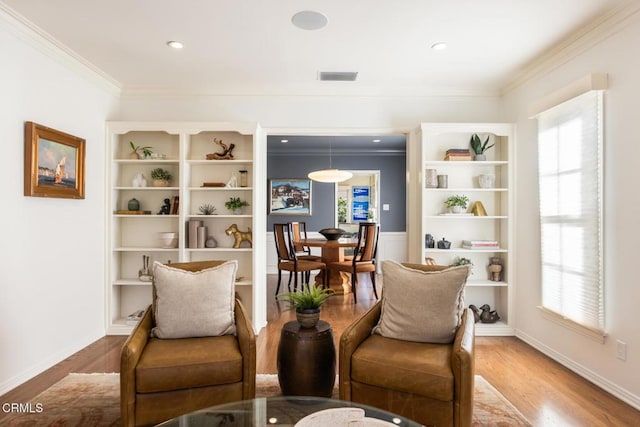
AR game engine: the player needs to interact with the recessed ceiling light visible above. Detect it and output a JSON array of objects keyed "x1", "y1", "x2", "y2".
[
  {"x1": 292, "y1": 10, "x2": 328, "y2": 30},
  {"x1": 372, "y1": 139, "x2": 381, "y2": 143},
  {"x1": 166, "y1": 40, "x2": 184, "y2": 49},
  {"x1": 431, "y1": 42, "x2": 447, "y2": 51},
  {"x1": 280, "y1": 139, "x2": 289, "y2": 143}
]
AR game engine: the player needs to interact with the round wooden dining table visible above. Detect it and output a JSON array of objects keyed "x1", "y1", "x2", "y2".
[{"x1": 294, "y1": 237, "x2": 357, "y2": 294}]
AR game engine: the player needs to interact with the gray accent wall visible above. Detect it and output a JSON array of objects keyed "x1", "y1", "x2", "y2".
[{"x1": 266, "y1": 151, "x2": 406, "y2": 232}]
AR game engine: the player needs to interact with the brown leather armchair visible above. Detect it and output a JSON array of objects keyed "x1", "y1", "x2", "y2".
[
  {"x1": 120, "y1": 261, "x2": 256, "y2": 427},
  {"x1": 339, "y1": 265, "x2": 475, "y2": 426}
]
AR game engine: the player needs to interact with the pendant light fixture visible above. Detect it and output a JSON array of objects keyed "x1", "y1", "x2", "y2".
[{"x1": 308, "y1": 139, "x2": 353, "y2": 183}]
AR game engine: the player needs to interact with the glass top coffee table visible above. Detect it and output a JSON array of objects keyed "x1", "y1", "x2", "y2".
[{"x1": 157, "y1": 396, "x2": 424, "y2": 426}]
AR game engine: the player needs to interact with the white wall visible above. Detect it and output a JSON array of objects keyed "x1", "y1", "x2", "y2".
[
  {"x1": 116, "y1": 93, "x2": 504, "y2": 129},
  {"x1": 0, "y1": 12, "x2": 118, "y2": 393},
  {"x1": 503, "y1": 14, "x2": 640, "y2": 407}
]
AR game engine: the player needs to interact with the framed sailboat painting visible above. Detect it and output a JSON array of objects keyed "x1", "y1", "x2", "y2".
[{"x1": 24, "y1": 121, "x2": 85, "y2": 199}]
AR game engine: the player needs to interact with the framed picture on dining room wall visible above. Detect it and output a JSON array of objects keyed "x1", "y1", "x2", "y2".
[
  {"x1": 269, "y1": 178, "x2": 312, "y2": 215},
  {"x1": 24, "y1": 121, "x2": 86, "y2": 199}
]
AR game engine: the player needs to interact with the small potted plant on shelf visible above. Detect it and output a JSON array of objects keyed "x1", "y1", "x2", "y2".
[
  {"x1": 444, "y1": 194, "x2": 469, "y2": 214},
  {"x1": 451, "y1": 256, "x2": 473, "y2": 276},
  {"x1": 469, "y1": 134, "x2": 494, "y2": 161},
  {"x1": 129, "y1": 141, "x2": 153, "y2": 159},
  {"x1": 451, "y1": 256, "x2": 473, "y2": 267},
  {"x1": 225, "y1": 197, "x2": 249, "y2": 214},
  {"x1": 277, "y1": 284, "x2": 334, "y2": 328},
  {"x1": 150, "y1": 168, "x2": 172, "y2": 187}
]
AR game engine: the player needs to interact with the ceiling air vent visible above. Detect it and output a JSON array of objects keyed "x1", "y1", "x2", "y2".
[{"x1": 319, "y1": 71, "x2": 358, "y2": 82}]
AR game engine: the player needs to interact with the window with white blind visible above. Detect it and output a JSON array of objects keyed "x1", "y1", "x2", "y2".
[{"x1": 536, "y1": 90, "x2": 605, "y2": 340}]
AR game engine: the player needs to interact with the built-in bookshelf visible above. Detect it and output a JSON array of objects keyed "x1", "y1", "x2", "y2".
[
  {"x1": 106, "y1": 122, "x2": 267, "y2": 334},
  {"x1": 415, "y1": 123, "x2": 515, "y2": 336}
]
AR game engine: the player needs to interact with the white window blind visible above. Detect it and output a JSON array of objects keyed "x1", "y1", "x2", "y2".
[{"x1": 536, "y1": 90, "x2": 604, "y2": 335}]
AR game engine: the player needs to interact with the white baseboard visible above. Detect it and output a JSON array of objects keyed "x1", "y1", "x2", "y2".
[{"x1": 516, "y1": 329, "x2": 640, "y2": 410}]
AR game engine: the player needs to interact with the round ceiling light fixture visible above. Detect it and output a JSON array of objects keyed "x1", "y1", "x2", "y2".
[
  {"x1": 292, "y1": 10, "x2": 328, "y2": 30},
  {"x1": 307, "y1": 139, "x2": 352, "y2": 183},
  {"x1": 431, "y1": 42, "x2": 448, "y2": 51},
  {"x1": 308, "y1": 168, "x2": 353, "y2": 183},
  {"x1": 166, "y1": 40, "x2": 184, "y2": 49}
]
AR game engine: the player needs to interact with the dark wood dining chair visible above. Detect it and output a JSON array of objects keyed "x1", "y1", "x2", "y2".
[
  {"x1": 273, "y1": 223, "x2": 327, "y2": 297},
  {"x1": 289, "y1": 221, "x2": 322, "y2": 284},
  {"x1": 289, "y1": 221, "x2": 322, "y2": 262},
  {"x1": 328, "y1": 222, "x2": 379, "y2": 303}
]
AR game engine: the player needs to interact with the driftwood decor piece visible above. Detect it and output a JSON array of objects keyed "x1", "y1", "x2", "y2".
[{"x1": 206, "y1": 138, "x2": 235, "y2": 160}]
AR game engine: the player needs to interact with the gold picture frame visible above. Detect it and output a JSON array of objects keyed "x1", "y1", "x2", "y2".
[{"x1": 24, "y1": 121, "x2": 86, "y2": 199}]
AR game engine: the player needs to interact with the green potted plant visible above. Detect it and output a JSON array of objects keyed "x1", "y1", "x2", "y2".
[
  {"x1": 150, "y1": 167, "x2": 172, "y2": 187},
  {"x1": 451, "y1": 256, "x2": 473, "y2": 267},
  {"x1": 225, "y1": 197, "x2": 249, "y2": 214},
  {"x1": 277, "y1": 284, "x2": 334, "y2": 328},
  {"x1": 129, "y1": 141, "x2": 153, "y2": 159},
  {"x1": 337, "y1": 197, "x2": 347, "y2": 223},
  {"x1": 444, "y1": 194, "x2": 469, "y2": 214},
  {"x1": 469, "y1": 134, "x2": 494, "y2": 161}
]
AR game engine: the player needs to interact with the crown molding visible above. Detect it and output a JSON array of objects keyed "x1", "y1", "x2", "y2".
[
  {"x1": 502, "y1": 3, "x2": 640, "y2": 95},
  {"x1": 0, "y1": 2, "x2": 121, "y2": 96},
  {"x1": 119, "y1": 85, "x2": 502, "y2": 99}
]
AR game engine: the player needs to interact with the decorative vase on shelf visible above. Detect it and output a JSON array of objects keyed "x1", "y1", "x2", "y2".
[
  {"x1": 239, "y1": 170, "x2": 248, "y2": 187},
  {"x1": 425, "y1": 234, "x2": 435, "y2": 248},
  {"x1": 296, "y1": 308, "x2": 320, "y2": 328},
  {"x1": 478, "y1": 174, "x2": 495, "y2": 188},
  {"x1": 128, "y1": 198, "x2": 140, "y2": 211},
  {"x1": 138, "y1": 255, "x2": 152, "y2": 282},
  {"x1": 153, "y1": 179, "x2": 169, "y2": 187},
  {"x1": 425, "y1": 169, "x2": 438, "y2": 188},
  {"x1": 205, "y1": 236, "x2": 217, "y2": 248},
  {"x1": 474, "y1": 154, "x2": 487, "y2": 161},
  {"x1": 437, "y1": 238, "x2": 451, "y2": 249},
  {"x1": 450, "y1": 205, "x2": 465, "y2": 214},
  {"x1": 132, "y1": 173, "x2": 147, "y2": 187}
]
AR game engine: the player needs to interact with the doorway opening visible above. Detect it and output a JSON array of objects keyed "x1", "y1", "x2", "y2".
[{"x1": 335, "y1": 170, "x2": 380, "y2": 235}]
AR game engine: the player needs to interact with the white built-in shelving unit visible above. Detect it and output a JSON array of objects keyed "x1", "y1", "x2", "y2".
[
  {"x1": 411, "y1": 123, "x2": 515, "y2": 336},
  {"x1": 106, "y1": 122, "x2": 267, "y2": 335}
]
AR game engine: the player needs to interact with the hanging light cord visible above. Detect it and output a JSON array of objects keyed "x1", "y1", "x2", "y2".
[{"x1": 329, "y1": 140, "x2": 333, "y2": 168}]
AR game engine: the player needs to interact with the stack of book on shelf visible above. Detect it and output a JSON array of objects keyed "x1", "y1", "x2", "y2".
[
  {"x1": 462, "y1": 240, "x2": 499, "y2": 250},
  {"x1": 126, "y1": 309, "x2": 145, "y2": 326},
  {"x1": 444, "y1": 149, "x2": 473, "y2": 161}
]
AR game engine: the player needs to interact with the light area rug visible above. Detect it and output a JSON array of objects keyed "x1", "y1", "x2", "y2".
[{"x1": 0, "y1": 373, "x2": 530, "y2": 426}]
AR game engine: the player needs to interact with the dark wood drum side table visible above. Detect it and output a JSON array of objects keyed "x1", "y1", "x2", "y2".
[{"x1": 277, "y1": 320, "x2": 336, "y2": 397}]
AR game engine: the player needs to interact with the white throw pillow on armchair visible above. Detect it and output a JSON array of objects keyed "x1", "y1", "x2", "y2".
[
  {"x1": 151, "y1": 260, "x2": 237, "y2": 339},
  {"x1": 372, "y1": 260, "x2": 469, "y2": 343}
]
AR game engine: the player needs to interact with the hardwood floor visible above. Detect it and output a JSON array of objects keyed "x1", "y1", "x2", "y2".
[{"x1": 2, "y1": 274, "x2": 639, "y2": 426}]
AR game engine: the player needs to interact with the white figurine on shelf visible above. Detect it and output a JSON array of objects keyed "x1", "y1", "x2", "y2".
[
  {"x1": 225, "y1": 172, "x2": 238, "y2": 188},
  {"x1": 132, "y1": 173, "x2": 147, "y2": 187}
]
